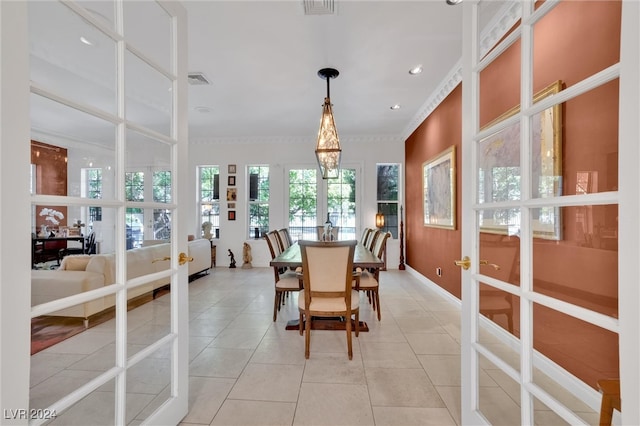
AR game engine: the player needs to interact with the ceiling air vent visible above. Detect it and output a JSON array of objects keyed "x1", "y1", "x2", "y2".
[
  {"x1": 302, "y1": 0, "x2": 336, "y2": 16},
  {"x1": 188, "y1": 72, "x2": 211, "y2": 85}
]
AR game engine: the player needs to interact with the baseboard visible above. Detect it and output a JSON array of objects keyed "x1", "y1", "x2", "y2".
[{"x1": 404, "y1": 264, "x2": 602, "y2": 413}]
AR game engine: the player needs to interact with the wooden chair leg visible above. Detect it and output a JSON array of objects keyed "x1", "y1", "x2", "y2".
[
  {"x1": 273, "y1": 291, "x2": 279, "y2": 322},
  {"x1": 597, "y1": 379, "x2": 620, "y2": 426},
  {"x1": 305, "y1": 312, "x2": 311, "y2": 359},
  {"x1": 346, "y1": 313, "x2": 353, "y2": 360},
  {"x1": 375, "y1": 291, "x2": 381, "y2": 321}
]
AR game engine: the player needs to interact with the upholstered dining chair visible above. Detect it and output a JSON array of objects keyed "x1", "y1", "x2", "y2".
[
  {"x1": 361, "y1": 228, "x2": 373, "y2": 246},
  {"x1": 366, "y1": 229, "x2": 381, "y2": 252},
  {"x1": 265, "y1": 231, "x2": 302, "y2": 321},
  {"x1": 298, "y1": 240, "x2": 359, "y2": 359},
  {"x1": 278, "y1": 228, "x2": 293, "y2": 248},
  {"x1": 356, "y1": 231, "x2": 391, "y2": 321}
]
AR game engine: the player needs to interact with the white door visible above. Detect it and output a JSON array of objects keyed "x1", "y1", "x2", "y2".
[
  {"x1": 460, "y1": 1, "x2": 639, "y2": 424},
  {"x1": 0, "y1": 1, "x2": 189, "y2": 424}
]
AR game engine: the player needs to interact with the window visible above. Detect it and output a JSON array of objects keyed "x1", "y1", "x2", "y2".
[
  {"x1": 125, "y1": 171, "x2": 144, "y2": 248},
  {"x1": 288, "y1": 166, "x2": 358, "y2": 241},
  {"x1": 327, "y1": 168, "x2": 356, "y2": 240},
  {"x1": 153, "y1": 171, "x2": 171, "y2": 240},
  {"x1": 83, "y1": 168, "x2": 102, "y2": 224},
  {"x1": 376, "y1": 164, "x2": 399, "y2": 238},
  {"x1": 198, "y1": 166, "x2": 220, "y2": 239},
  {"x1": 248, "y1": 165, "x2": 269, "y2": 239},
  {"x1": 288, "y1": 168, "x2": 318, "y2": 240}
]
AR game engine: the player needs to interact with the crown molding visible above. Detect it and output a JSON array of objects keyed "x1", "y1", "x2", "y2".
[
  {"x1": 189, "y1": 134, "x2": 403, "y2": 146},
  {"x1": 401, "y1": 1, "x2": 521, "y2": 141}
]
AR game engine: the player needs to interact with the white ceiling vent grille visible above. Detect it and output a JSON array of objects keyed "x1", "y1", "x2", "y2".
[
  {"x1": 302, "y1": 0, "x2": 336, "y2": 16},
  {"x1": 188, "y1": 72, "x2": 211, "y2": 85}
]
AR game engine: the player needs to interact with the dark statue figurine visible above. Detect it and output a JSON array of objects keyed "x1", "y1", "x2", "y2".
[{"x1": 228, "y1": 249, "x2": 236, "y2": 268}]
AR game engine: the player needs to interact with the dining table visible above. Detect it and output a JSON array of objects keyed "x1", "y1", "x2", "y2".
[
  {"x1": 270, "y1": 241, "x2": 384, "y2": 331},
  {"x1": 270, "y1": 241, "x2": 384, "y2": 270}
]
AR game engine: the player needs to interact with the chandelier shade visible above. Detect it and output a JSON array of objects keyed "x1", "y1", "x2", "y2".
[{"x1": 315, "y1": 68, "x2": 341, "y2": 179}]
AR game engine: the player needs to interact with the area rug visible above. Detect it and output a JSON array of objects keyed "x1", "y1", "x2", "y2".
[{"x1": 31, "y1": 316, "x2": 87, "y2": 355}]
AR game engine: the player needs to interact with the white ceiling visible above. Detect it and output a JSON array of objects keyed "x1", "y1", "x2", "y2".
[
  {"x1": 28, "y1": 1, "x2": 508, "y2": 148},
  {"x1": 184, "y1": 0, "x2": 465, "y2": 143}
]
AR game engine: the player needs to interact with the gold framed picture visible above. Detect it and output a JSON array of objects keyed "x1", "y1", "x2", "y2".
[{"x1": 423, "y1": 146, "x2": 456, "y2": 230}]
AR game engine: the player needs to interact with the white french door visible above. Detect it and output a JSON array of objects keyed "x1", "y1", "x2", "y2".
[
  {"x1": 0, "y1": 1, "x2": 189, "y2": 424},
  {"x1": 460, "y1": 1, "x2": 639, "y2": 425}
]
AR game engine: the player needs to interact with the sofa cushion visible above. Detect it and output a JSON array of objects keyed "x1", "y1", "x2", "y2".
[{"x1": 62, "y1": 255, "x2": 92, "y2": 271}]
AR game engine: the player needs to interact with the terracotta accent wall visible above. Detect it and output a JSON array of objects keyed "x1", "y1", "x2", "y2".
[
  {"x1": 404, "y1": 1, "x2": 621, "y2": 388},
  {"x1": 405, "y1": 85, "x2": 462, "y2": 298},
  {"x1": 31, "y1": 140, "x2": 68, "y2": 229}
]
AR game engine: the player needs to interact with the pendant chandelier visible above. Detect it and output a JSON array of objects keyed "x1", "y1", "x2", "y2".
[{"x1": 315, "y1": 68, "x2": 341, "y2": 179}]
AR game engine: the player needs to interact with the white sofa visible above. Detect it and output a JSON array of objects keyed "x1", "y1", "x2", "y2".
[{"x1": 31, "y1": 239, "x2": 212, "y2": 326}]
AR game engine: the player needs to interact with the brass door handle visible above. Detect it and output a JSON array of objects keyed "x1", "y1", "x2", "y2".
[
  {"x1": 480, "y1": 260, "x2": 501, "y2": 270},
  {"x1": 152, "y1": 253, "x2": 193, "y2": 265},
  {"x1": 179, "y1": 252, "x2": 193, "y2": 265},
  {"x1": 454, "y1": 256, "x2": 471, "y2": 270}
]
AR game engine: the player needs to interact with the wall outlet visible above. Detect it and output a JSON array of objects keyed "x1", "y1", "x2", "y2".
[{"x1": 436, "y1": 267, "x2": 442, "y2": 277}]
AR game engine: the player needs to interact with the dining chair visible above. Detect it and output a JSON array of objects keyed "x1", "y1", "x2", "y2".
[
  {"x1": 298, "y1": 239, "x2": 359, "y2": 359},
  {"x1": 279, "y1": 228, "x2": 293, "y2": 247},
  {"x1": 356, "y1": 231, "x2": 391, "y2": 321},
  {"x1": 366, "y1": 229, "x2": 381, "y2": 252},
  {"x1": 277, "y1": 228, "x2": 291, "y2": 251},
  {"x1": 361, "y1": 228, "x2": 373, "y2": 245},
  {"x1": 265, "y1": 232, "x2": 302, "y2": 321}
]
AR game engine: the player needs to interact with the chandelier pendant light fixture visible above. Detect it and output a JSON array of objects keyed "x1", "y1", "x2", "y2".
[{"x1": 315, "y1": 67, "x2": 341, "y2": 179}]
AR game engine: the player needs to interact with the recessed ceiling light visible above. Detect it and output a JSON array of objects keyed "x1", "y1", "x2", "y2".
[
  {"x1": 390, "y1": 104, "x2": 401, "y2": 110},
  {"x1": 408, "y1": 65, "x2": 423, "y2": 75},
  {"x1": 80, "y1": 36, "x2": 94, "y2": 46},
  {"x1": 446, "y1": 0, "x2": 462, "y2": 5}
]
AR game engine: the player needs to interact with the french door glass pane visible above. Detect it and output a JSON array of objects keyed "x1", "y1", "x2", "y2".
[
  {"x1": 532, "y1": 1, "x2": 621, "y2": 94},
  {"x1": 477, "y1": 352, "x2": 521, "y2": 425},
  {"x1": 30, "y1": 297, "x2": 117, "y2": 419},
  {"x1": 532, "y1": 303, "x2": 619, "y2": 391},
  {"x1": 124, "y1": 50, "x2": 172, "y2": 136},
  {"x1": 28, "y1": 1, "x2": 117, "y2": 116},
  {"x1": 123, "y1": 1, "x2": 172, "y2": 71},
  {"x1": 531, "y1": 205, "x2": 618, "y2": 316}
]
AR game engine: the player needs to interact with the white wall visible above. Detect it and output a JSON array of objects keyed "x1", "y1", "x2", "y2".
[{"x1": 188, "y1": 136, "x2": 404, "y2": 267}]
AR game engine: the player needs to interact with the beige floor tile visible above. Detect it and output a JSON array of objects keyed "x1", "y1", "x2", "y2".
[
  {"x1": 228, "y1": 362, "x2": 303, "y2": 402},
  {"x1": 478, "y1": 386, "x2": 522, "y2": 426},
  {"x1": 180, "y1": 376, "x2": 235, "y2": 424},
  {"x1": 394, "y1": 315, "x2": 448, "y2": 334},
  {"x1": 189, "y1": 347, "x2": 253, "y2": 378},
  {"x1": 250, "y1": 336, "x2": 306, "y2": 365},
  {"x1": 366, "y1": 368, "x2": 445, "y2": 408},
  {"x1": 405, "y1": 332, "x2": 461, "y2": 355},
  {"x1": 360, "y1": 341, "x2": 421, "y2": 369},
  {"x1": 372, "y1": 406, "x2": 457, "y2": 425},
  {"x1": 302, "y1": 352, "x2": 366, "y2": 385},
  {"x1": 209, "y1": 327, "x2": 267, "y2": 350},
  {"x1": 418, "y1": 354, "x2": 462, "y2": 386},
  {"x1": 435, "y1": 385, "x2": 462, "y2": 426},
  {"x1": 211, "y1": 399, "x2": 296, "y2": 426},
  {"x1": 293, "y1": 382, "x2": 374, "y2": 425}
]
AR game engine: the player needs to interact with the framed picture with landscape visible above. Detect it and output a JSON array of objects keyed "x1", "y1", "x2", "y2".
[
  {"x1": 423, "y1": 146, "x2": 456, "y2": 230},
  {"x1": 478, "y1": 80, "x2": 563, "y2": 240}
]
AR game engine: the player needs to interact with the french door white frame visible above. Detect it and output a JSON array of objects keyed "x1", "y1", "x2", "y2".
[
  {"x1": 0, "y1": 1, "x2": 189, "y2": 424},
  {"x1": 460, "y1": 1, "x2": 640, "y2": 424}
]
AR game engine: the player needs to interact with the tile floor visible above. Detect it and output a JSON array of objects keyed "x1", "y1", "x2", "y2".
[{"x1": 30, "y1": 267, "x2": 600, "y2": 425}]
